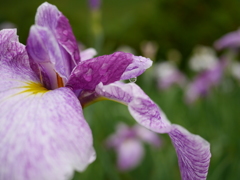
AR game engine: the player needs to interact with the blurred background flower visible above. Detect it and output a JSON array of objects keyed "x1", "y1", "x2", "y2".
[
  {"x1": 189, "y1": 46, "x2": 218, "y2": 72},
  {"x1": 185, "y1": 58, "x2": 227, "y2": 104},
  {"x1": 0, "y1": 21, "x2": 16, "y2": 30},
  {"x1": 154, "y1": 61, "x2": 186, "y2": 90},
  {"x1": 106, "y1": 123, "x2": 161, "y2": 171}
]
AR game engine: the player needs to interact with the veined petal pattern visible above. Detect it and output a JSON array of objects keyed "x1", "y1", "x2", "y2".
[
  {"x1": 169, "y1": 125, "x2": 211, "y2": 180},
  {"x1": 95, "y1": 82, "x2": 172, "y2": 133},
  {"x1": 35, "y1": 2, "x2": 80, "y2": 67},
  {"x1": 0, "y1": 29, "x2": 95, "y2": 180},
  {"x1": 0, "y1": 87, "x2": 95, "y2": 180}
]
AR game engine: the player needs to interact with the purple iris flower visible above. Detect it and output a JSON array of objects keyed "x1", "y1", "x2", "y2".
[
  {"x1": 0, "y1": 2, "x2": 211, "y2": 180},
  {"x1": 185, "y1": 59, "x2": 227, "y2": 103},
  {"x1": 106, "y1": 123, "x2": 161, "y2": 171},
  {"x1": 88, "y1": 0, "x2": 101, "y2": 10},
  {"x1": 214, "y1": 29, "x2": 240, "y2": 50}
]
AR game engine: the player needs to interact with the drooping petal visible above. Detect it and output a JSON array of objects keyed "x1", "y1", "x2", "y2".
[
  {"x1": 116, "y1": 139, "x2": 144, "y2": 171},
  {"x1": 168, "y1": 125, "x2": 211, "y2": 180},
  {"x1": 95, "y1": 82, "x2": 171, "y2": 133},
  {"x1": 94, "y1": 80, "x2": 210, "y2": 177},
  {"x1": 67, "y1": 52, "x2": 152, "y2": 91},
  {"x1": 35, "y1": 2, "x2": 80, "y2": 66}
]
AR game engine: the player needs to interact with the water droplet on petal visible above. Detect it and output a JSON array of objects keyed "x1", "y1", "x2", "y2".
[
  {"x1": 129, "y1": 77, "x2": 137, "y2": 83},
  {"x1": 102, "y1": 88, "x2": 106, "y2": 92}
]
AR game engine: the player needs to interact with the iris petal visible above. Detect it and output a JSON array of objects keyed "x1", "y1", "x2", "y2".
[
  {"x1": 120, "y1": 55, "x2": 152, "y2": 80},
  {"x1": 0, "y1": 29, "x2": 95, "y2": 180},
  {"x1": 66, "y1": 52, "x2": 133, "y2": 91},
  {"x1": 67, "y1": 52, "x2": 152, "y2": 91},
  {"x1": 0, "y1": 29, "x2": 39, "y2": 92},
  {"x1": 0, "y1": 87, "x2": 95, "y2": 180},
  {"x1": 169, "y1": 125, "x2": 211, "y2": 180},
  {"x1": 95, "y1": 82, "x2": 172, "y2": 133},
  {"x1": 95, "y1": 82, "x2": 211, "y2": 179},
  {"x1": 35, "y1": 2, "x2": 80, "y2": 67},
  {"x1": 27, "y1": 26, "x2": 65, "y2": 88},
  {"x1": 80, "y1": 48, "x2": 97, "y2": 61},
  {"x1": 27, "y1": 2, "x2": 80, "y2": 84}
]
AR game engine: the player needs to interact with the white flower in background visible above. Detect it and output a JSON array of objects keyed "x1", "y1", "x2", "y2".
[
  {"x1": 0, "y1": 21, "x2": 16, "y2": 30},
  {"x1": 189, "y1": 46, "x2": 218, "y2": 72},
  {"x1": 154, "y1": 61, "x2": 186, "y2": 89},
  {"x1": 116, "y1": 45, "x2": 136, "y2": 55},
  {"x1": 155, "y1": 62, "x2": 176, "y2": 79},
  {"x1": 230, "y1": 61, "x2": 240, "y2": 81},
  {"x1": 140, "y1": 41, "x2": 158, "y2": 60}
]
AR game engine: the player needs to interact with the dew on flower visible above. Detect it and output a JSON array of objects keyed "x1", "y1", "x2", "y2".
[{"x1": 129, "y1": 77, "x2": 137, "y2": 83}]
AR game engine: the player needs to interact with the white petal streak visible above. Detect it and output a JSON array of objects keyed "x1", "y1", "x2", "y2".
[{"x1": 0, "y1": 87, "x2": 95, "y2": 180}]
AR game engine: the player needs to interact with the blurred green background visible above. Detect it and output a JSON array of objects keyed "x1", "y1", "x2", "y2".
[
  {"x1": 1, "y1": 0, "x2": 240, "y2": 63},
  {"x1": 1, "y1": 0, "x2": 240, "y2": 179}
]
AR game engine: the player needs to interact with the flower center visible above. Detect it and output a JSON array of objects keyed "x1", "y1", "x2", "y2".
[
  {"x1": 20, "y1": 81, "x2": 49, "y2": 95},
  {"x1": 57, "y1": 73, "x2": 64, "y2": 88}
]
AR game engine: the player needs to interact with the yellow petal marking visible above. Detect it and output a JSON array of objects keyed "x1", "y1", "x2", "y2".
[{"x1": 19, "y1": 81, "x2": 49, "y2": 95}]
